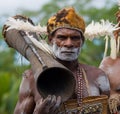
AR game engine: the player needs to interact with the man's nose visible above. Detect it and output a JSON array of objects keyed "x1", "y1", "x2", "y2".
[{"x1": 63, "y1": 38, "x2": 73, "y2": 47}]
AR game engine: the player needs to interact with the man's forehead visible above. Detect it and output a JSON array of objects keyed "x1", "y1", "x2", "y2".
[{"x1": 54, "y1": 28, "x2": 82, "y2": 35}]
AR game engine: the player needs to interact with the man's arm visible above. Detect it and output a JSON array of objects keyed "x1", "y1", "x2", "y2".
[
  {"x1": 96, "y1": 71, "x2": 110, "y2": 96},
  {"x1": 14, "y1": 69, "x2": 36, "y2": 114},
  {"x1": 14, "y1": 69, "x2": 62, "y2": 114}
]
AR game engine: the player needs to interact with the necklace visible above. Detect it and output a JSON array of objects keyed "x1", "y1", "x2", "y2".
[
  {"x1": 76, "y1": 66, "x2": 83, "y2": 106},
  {"x1": 76, "y1": 65, "x2": 89, "y2": 106}
]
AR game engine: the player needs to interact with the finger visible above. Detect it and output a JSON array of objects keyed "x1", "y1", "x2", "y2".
[
  {"x1": 51, "y1": 96, "x2": 62, "y2": 113},
  {"x1": 49, "y1": 95, "x2": 56, "y2": 108},
  {"x1": 37, "y1": 98, "x2": 43, "y2": 105},
  {"x1": 56, "y1": 96, "x2": 62, "y2": 107},
  {"x1": 43, "y1": 95, "x2": 52, "y2": 106}
]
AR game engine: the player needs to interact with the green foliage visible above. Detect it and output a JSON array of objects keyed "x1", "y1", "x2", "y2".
[
  {"x1": 0, "y1": 0, "x2": 118, "y2": 113},
  {"x1": 80, "y1": 38, "x2": 108, "y2": 66},
  {"x1": 0, "y1": 72, "x2": 21, "y2": 114}
]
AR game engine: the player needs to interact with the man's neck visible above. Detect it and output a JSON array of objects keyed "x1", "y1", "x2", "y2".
[{"x1": 56, "y1": 59, "x2": 79, "y2": 71}]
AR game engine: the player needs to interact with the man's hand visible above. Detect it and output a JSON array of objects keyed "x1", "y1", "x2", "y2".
[
  {"x1": 108, "y1": 94, "x2": 120, "y2": 114},
  {"x1": 33, "y1": 95, "x2": 62, "y2": 114}
]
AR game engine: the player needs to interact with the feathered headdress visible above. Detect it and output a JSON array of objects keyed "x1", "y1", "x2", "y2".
[
  {"x1": 47, "y1": 7, "x2": 85, "y2": 34},
  {"x1": 84, "y1": 0, "x2": 120, "y2": 59},
  {"x1": 84, "y1": 19, "x2": 120, "y2": 59}
]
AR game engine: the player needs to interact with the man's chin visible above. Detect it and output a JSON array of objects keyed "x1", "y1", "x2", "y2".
[
  {"x1": 54, "y1": 53, "x2": 78, "y2": 61},
  {"x1": 58, "y1": 57, "x2": 76, "y2": 61}
]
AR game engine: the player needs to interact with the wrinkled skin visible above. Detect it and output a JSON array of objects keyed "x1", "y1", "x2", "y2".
[
  {"x1": 14, "y1": 28, "x2": 110, "y2": 114},
  {"x1": 99, "y1": 57, "x2": 120, "y2": 114}
]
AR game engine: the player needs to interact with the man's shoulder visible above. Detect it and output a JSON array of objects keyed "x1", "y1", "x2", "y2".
[
  {"x1": 80, "y1": 63, "x2": 102, "y2": 71},
  {"x1": 20, "y1": 69, "x2": 36, "y2": 93},
  {"x1": 79, "y1": 63, "x2": 106, "y2": 78}
]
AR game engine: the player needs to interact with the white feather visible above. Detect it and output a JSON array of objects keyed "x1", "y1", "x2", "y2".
[
  {"x1": 110, "y1": 37, "x2": 117, "y2": 59},
  {"x1": 25, "y1": 32, "x2": 55, "y2": 58},
  {"x1": 5, "y1": 17, "x2": 47, "y2": 34},
  {"x1": 103, "y1": 35, "x2": 109, "y2": 58},
  {"x1": 5, "y1": 17, "x2": 55, "y2": 58},
  {"x1": 85, "y1": 19, "x2": 120, "y2": 59},
  {"x1": 84, "y1": 20, "x2": 119, "y2": 40}
]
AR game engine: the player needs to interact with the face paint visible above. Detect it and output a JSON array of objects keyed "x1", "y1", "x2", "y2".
[{"x1": 52, "y1": 42, "x2": 81, "y2": 61}]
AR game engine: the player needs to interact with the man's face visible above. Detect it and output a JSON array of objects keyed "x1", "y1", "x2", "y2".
[{"x1": 50, "y1": 28, "x2": 83, "y2": 61}]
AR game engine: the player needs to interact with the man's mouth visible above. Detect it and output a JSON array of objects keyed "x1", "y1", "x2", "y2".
[{"x1": 61, "y1": 51, "x2": 74, "y2": 54}]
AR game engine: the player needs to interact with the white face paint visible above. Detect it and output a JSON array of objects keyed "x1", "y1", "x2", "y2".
[{"x1": 52, "y1": 42, "x2": 81, "y2": 61}]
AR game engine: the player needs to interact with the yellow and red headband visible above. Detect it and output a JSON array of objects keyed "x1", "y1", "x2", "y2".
[{"x1": 47, "y1": 7, "x2": 85, "y2": 35}]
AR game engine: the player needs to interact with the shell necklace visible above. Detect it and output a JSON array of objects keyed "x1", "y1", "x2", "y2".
[{"x1": 76, "y1": 65, "x2": 89, "y2": 106}]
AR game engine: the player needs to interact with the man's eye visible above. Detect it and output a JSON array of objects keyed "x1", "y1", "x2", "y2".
[
  {"x1": 57, "y1": 36, "x2": 66, "y2": 40},
  {"x1": 71, "y1": 36, "x2": 80, "y2": 40}
]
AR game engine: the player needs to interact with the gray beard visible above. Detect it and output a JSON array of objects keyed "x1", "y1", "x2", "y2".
[{"x1": 52, "y1": 43, "x2": 81, "y2": 61}]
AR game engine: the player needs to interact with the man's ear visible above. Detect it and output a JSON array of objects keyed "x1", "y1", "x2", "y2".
[{"x1": 48, "y1": 35, "x2": 54, "y2": 45}]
